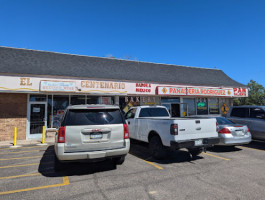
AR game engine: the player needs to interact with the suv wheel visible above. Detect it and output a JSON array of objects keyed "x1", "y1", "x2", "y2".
[
  {"x1": 149, "y1": 135, "x2": 167, "y2": 160},
  {"x1": 188, "y1": 147, "x2": 203, "y2": 157},
  {"x1": 113, "y1": 156, "x2": 125, "y2": 165}
]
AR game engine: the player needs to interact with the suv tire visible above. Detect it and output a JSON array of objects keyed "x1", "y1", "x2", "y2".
[
  {"x1": 149, "y1": 135, "x2": 167, "y2": 160},
  {"x1": 188, "y1": 147, "x2": 203, "y2": 157}
]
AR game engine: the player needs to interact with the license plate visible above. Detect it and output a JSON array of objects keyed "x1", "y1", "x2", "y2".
[
  {"x1": 195, "y1": 139, "x2": 203, "y2": 146},
  {"x1": 90, "y1": 133, "x2": 103, "y2": 139},
  {"x1": 236, "y1": 131, "x2": 244, "y2": 136}
]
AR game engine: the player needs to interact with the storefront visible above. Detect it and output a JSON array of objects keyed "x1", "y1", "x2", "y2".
[{"x1": 0, "y1": 46, "x2": 248, "y2": 141}]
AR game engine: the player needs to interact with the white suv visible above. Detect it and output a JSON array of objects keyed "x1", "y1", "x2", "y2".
[{"x1": 54, "y1": 104, "x2": 130, "y2": 171}]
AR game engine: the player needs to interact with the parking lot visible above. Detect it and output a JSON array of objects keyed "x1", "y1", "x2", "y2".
[{"x1": 0, "y1": 141, "x2": 265, "y2": 200}]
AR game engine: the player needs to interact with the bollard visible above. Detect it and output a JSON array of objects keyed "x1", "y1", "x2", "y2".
[
  {"x1": 14, "y1": 127, "x2": 17, "y2": 146},
  {"x1": 42, "y1": 126, "x2": 45, "y2": 144},
  {"x1": 37, "y1": 126, "x2": 47, "y2": 145},
  {"x1": 10, "y1": 127, "x2": 20, "y2": 148}
]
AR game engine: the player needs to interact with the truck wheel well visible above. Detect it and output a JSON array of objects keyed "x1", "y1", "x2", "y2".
[{"x1": 148, "y1": 131, "x2": 160, "y2": 142}]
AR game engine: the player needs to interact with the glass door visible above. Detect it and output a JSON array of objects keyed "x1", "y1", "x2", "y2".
[{"x1": 28, "y1": 102, "x2": 47, "y2": 139}]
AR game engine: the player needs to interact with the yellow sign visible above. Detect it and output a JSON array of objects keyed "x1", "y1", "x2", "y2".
[{"x1": 221, "y1": 104, "x2": 229, "y2": 114}]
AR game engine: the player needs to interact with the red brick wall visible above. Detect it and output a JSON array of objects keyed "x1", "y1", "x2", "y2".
[{"x1": 0, "y1": 93, "x2": 27, "y2": 141}]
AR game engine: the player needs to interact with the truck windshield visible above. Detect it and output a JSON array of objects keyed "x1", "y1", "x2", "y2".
[
  {"x1": 63, "y1": 109, "x2": 123, "y2": 125},
  {"x1": 139, "y1": 108, "x2": 169, "y2": 117}
]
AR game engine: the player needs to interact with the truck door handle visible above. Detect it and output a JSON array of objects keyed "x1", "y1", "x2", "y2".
[{"x1": 128, "y1": 121, "x2": 130, "y2": 125}]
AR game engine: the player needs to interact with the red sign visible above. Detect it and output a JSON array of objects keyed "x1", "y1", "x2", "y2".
[
  {"x1": 233, "y1": 88, "x2": 248, "y2": 97},
  {"x1": 157, "y1": 86, "x2": 186, "y2": 95},
  {"x1": 136, "y1": 83, "x2": 152, "y2": 93}
]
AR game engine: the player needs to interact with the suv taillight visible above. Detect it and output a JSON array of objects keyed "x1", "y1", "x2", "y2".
[
  {"x1": 124, "y1": 124, "x2": 129, "y2": 139},
  {"x1": 58, "y1": 126, "x2": 66, "y2": 143},
  {"x1": 170, "y1": 124, "x2": 178, "y2": 135},
  {"x1": 218, "y1": 128, "x2": 231, "y2": 134},
  {"x1": 216, "y1": 122, "x2": 219, "y2": 132}
]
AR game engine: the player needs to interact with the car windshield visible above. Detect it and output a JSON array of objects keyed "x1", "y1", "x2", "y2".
[{"x1": 216, "y1": 117, "x2": 234, "y2": 125}]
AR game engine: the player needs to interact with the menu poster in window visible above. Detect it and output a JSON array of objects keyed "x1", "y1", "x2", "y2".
[{"x1": 102, "y1": 97, "x2": 112, "y2": 105}]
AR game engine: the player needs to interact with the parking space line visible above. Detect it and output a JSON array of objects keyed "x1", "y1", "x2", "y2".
[
  {"x1": 143, "y1": 159, "x2": 163, "y2": 170},
  {"x1": 203, "y1": 152, "x2": 230, "y2": 161},
  {"x1": 241, "y1": 146, "x2": 265, "y2": 152},
  {"x1": 0, "y1": 156, "x2": 42, "y2": 161},
  {"x1": 0, "y1": 163, "x2": 39, "y2": 169},
  {"x1": 0, "y1": 173, "x2": 40, "y2": 180},
  {"x1": 0, "y1": 176, "x2": 70, "y2": 195},
  {"x1": 0, "y1": 150, "x2": 42, "y2": 154},
  {"x1": 132, "y1": 155, "x2": 163, "y2": 170}
]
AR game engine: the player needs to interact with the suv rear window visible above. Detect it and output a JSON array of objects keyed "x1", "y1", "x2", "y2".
[
  {"x1": 230, "y1": 108, "x2": 249, "y2": 118},
  {"x1": 139, "y1": 108, "x2": 169, "y2": 117},
  {"x1": 63, "y1": 109, "x2": 124, "y2": 126}
]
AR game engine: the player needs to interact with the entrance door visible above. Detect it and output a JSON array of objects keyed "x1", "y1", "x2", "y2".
[
  {"x1": 28, "y1": 102, "x2": 47, "y2": 139},
  {"x1": 171, "y1": 104, "x2": 180, "y2": 117}
]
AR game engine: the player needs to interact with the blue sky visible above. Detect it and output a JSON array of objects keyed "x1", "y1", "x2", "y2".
[{"x1": 0, "y1": 0, "x2": 264, "y2": 87}]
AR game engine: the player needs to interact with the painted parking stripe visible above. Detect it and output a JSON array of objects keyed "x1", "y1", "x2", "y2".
[
  {"x1": 132, "y1": 155, "x2": 163, "y2": 170},
  {"x1": 203, "y1": 152, "x2": 230, "y2": 161},
  {"x1": 0, "y1": 176, "x2": 70, "y2": 195},
  {"x1": 0, "y1": 163, "x2": 39, "y2": 169},
  {"x1": 143, "y1": 159, "x2": 163, "y2": 170},
  {"x1": 0, "y1": 173, "x2": 40, "y2": 180},
  {"x1": 0, "y1": 156, "x2": 42, "y2": 161}
]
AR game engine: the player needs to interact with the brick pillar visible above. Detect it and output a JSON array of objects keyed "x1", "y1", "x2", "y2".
[{"x1": 0, "y1": 93, "x2": 27, "y2": 141}]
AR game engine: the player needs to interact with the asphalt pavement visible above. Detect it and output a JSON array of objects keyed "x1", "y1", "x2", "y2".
[{"x1": 0, "y1": 140, "x2": 265, "y2": 200}]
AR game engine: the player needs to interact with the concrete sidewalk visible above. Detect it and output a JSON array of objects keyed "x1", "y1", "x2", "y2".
[{"x1": 0, "y1": 136, "x2": 55, "y2": 148}]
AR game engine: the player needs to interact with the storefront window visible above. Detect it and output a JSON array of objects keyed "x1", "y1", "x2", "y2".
[
  {"x1": 47, "y1": 95, "x2": 52, "y2": 128},
  {"x1": 161, "y1": 98, "x2": 180, "y2": 104},
  {"x1": 53, "y1": 95, "x2": 69, "y2": 128},
  {"x1": 183, "y1": 98, "x2": 196, "y2": 116},
  {"x1": 71, "y1": 95, "x2": 86, "y2": 105},
  {"x1": 101, "y1": 96, "x2": 114, "y2": 105},
  {"x1": 209, "y1": 98, "x2": 219, "y2": 114},
  {"x1": 29, "y1": 94, "x2": 46, "y2": 102},
  {"x1": 197, "y1": 98, "x2": 208, "y2": 115},
  {"x1": 87, "y1": 96, "x2": 99, "y2": 104}
]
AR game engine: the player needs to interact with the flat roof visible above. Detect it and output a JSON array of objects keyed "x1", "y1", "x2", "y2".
[{"x1": 0, "y1": 46, "x2": 246, "y2": 88}]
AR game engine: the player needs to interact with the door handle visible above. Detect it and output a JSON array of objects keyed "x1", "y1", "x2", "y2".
[{"x1": 128, "y1": 121, "x2": 130, "y2": 125}]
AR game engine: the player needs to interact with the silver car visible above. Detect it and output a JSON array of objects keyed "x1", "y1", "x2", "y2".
[
  {"x1": 54, "y1": 104, "x2": 130, "y2": 171},
  {"x1": 215, "y1": 117, "x2": 251, "y2": 146}
]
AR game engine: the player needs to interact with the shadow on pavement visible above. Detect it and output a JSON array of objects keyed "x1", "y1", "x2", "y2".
[
  {"x1": 129, "y1": 139, "x2": 204, "y2": 164},
  {"x1": 242, "y1": 140, "x2": 265, "y2": 151},
  {"x1": 207, "y1": 145, "x2": 242, "y2": 153},
  {"x1": 38, "y1": 145, "x2": 117, "y2": 177}
]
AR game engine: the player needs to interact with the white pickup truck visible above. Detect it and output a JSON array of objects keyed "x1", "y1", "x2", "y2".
[{"x1": 125, "y1": 106, "x2": 219, "y2": 159}]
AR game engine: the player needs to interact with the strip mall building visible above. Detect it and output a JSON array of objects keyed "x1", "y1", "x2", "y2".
[{"x1": 0, "y1": 47, "x2": 248, "y2": 141}]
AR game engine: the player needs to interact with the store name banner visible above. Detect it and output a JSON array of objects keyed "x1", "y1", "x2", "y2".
[
  {"x1": 187, "y1": 87, "x2": 233, "y2": 97},
  {"x1": 40, "y1": 81, "x2": 76, "y2": 92},
  {"x1": 157, "y1": 86, "x2": 187, "y2": 95},
  {"x1": 157, "y1": 86, "x2": 236, "y2": 97},
  {"x1": 79, "y1": 80, "x2": 127, "y2": 94}
]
